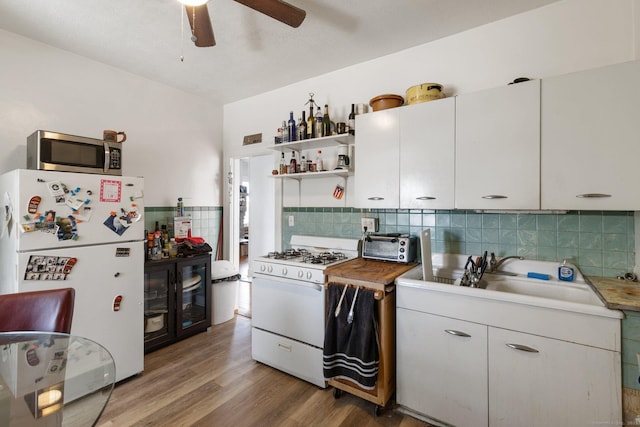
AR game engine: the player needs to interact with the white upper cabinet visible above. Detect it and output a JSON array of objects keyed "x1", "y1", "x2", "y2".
[
  {"x1": 354, "y1": 109, "x2": 400, "y2": 209},
  {"x1": 400, "y1": 98, "x2": 455, "y2": 209},
  {"x1": 455, "y1": 80, "x2": 541, "y2": 210},
  {"x1": 541, "y1": 60, "x2": 640, "y2": 210}
]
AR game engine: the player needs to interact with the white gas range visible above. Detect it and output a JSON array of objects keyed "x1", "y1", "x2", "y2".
[{"x1": 250, "y1": 235, "x2": 360, "y2": 388}]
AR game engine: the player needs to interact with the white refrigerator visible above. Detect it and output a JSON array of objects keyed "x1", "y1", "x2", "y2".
[{"x1": 0, "y1": 169, "x2": 145, "y2": 382}]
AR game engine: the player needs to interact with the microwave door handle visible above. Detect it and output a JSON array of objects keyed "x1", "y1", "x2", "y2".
[{"x1": 103, "y1": 142, "x2": 111, "y2": 173}]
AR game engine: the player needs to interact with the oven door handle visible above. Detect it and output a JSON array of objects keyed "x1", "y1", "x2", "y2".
[{"x1": 252, "y1": 274, "x2": 323, "y2": 291}]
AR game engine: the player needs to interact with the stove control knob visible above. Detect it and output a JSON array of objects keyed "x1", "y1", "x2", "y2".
[
  {"x1": 282, "y1": 267, "x2": 288, "y2": 276},
  {"x1": 260, "y1": 264, "x2": 266, "y2": 272},
  {"x1": 298, "y1": 270, "x2": 304, "y2": 278},
  {"x1": 306, "y1": 271, "x2": 313, "y2": 280},
  {"x1": 267, "y1": 265, "x2": 273, "y2": 273}
]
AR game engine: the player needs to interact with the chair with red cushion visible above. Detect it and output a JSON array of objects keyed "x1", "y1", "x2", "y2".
[{"x1": 0, "y1": 288, "x2": 75, "y2": 333}]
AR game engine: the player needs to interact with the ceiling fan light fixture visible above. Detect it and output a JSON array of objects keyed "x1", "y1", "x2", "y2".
[{"x1": 178, "y1": 0, "x2": 208, "y2": 6}]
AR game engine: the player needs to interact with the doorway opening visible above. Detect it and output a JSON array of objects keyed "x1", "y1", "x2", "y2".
[
  {"x1": 230, "y1": 154, "x2": 278, "y2": 319},
  {"x1": 237, "y1": 158, "x2": 250, "y2": 317}
]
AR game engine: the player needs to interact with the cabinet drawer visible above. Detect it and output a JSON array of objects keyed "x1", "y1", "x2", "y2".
[{"x1": 251, "y1": 328, "x2": 326, "y2": 388}]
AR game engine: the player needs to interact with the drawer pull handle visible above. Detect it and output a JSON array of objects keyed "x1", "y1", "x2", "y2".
[
  {"x1": 416, "y1": 196, "x2": 436, "y2": 200},
  {"x1": 445, "y1": 329, "x2": 471, "y2": 338},
  {"x1": 506, "y1": 343, "x2": 539, "y2": 353},
  {"x1": 576, "y1": 193, "x2": 612, "y2": 198},
  {"x1": 278, "y1": 343, "x2": 292, "y2": 352},
  {"x1": 482, "y1": 195, "x2": 507, "y2": 200},
  {"x1": 367, "y1": 197, "x2": 384, "y2": 201}
]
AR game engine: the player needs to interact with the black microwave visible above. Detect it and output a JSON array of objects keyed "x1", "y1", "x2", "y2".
[{"x1": 27, "y1": 130, "x2": 122, "y2": 175}]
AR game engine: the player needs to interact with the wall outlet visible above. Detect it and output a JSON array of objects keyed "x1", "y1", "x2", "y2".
[
  {"x1": 288, "y1": 215, "x2": 295, "y2": 227},
  {"x1": 361, "y1": 217, "x2": 378, "y2": 233}
]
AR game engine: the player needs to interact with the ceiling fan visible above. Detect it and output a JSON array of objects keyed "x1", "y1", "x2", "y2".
[{"x1": 180, "y1": 0, "x2": 306, "y2": 47}]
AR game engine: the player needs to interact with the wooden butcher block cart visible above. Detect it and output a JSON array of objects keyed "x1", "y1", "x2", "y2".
[{"x1": 323, "y1": 258, "x2": 418, "y2": 415}]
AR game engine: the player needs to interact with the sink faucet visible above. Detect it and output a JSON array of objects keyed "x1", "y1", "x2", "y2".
[{"x1": 489, "y1": 253, "x2": 524, "y2": 275}]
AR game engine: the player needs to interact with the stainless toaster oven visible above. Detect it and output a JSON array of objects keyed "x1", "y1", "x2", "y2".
[{"x1": 362, "y1": 233, "x2": 417, "y2": 263}]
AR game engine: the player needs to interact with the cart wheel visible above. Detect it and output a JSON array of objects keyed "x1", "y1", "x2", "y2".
[
  {"x1": 333, "y1": 388, "x2": 343, "y2": 399},
  {"x1": 374, "y1": 405, "x2": 382, "y2": 417}
]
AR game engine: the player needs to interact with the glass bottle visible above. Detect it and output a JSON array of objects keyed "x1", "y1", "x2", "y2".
[
  {"x1": 288, "y1": 111, "x2": 296, "y2": 142},
  {"x1": 289, "y1": 151, "x2": 297, "y2": 174},
  {"x1": 279, "y1": 152, "x2": 287, "y2": 175},
  {"x1": 316, "y1": 150, "x2": 324, "y2": 171},
  {"x1": 348, "y1": 103, "x2": 356, "y2": 135},
  {"x1": 300, "y1": 155, "x2": 306, "y2": 172},
  {"x1": 298, "y1": 111, "x2": 307, "y2": 140},
  {"x1": 307, "y1": 104, "x2": 315, "y2": 139},
  {"x1": 281, "y1": 121, "x2": 288, "y2": 143},
  {"x1": 322, "y1": 104, "x2": 331, "y2": 137},
  {"x1": 315, "y1": 107, "x2": 323, "y2": 138}
]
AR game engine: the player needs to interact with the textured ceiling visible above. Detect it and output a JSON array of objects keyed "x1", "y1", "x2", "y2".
[{"x1": 0, "y1": 0, "x2": 560, "y2": 104}]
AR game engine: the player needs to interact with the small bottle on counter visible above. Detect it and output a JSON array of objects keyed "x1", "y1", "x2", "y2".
[{"x1": 177, "y1": 197, "x2": 184, "y2": 216}]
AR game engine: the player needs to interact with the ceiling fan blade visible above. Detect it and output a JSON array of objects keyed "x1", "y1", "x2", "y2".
[
  {"x1": 234, "y1": 0, "x2": 306, "y2": 28},
  {"x1": 185, "y1": 5, "x2": 216, "y2": 47}
]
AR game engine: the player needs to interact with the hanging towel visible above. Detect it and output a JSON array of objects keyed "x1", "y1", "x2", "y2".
[{"x1": 323, "y1": 283, "x2": 379, "y2": 390}]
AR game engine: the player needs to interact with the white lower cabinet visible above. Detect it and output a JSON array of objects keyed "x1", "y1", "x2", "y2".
[
  {"x1": 488, "y1": 327, "x2": 621, "y2": 427},
  {"x1": 396, "y1": 287, "x2": 621, "y2": 426},
  {"x1": 396, "y1": 308, "x2": 488, "y2": 427}
]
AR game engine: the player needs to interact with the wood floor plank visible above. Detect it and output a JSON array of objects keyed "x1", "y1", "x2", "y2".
[{"x1": 97, "y1": 316, "x2": 432, "y2": 427}]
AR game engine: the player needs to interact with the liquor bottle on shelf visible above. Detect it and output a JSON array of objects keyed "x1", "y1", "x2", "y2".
[
  {"x1": 314, "y1": 107, "x2": 323, "y2": 138},
  {"x1": 322, "y1": 104, "x2": 331, "y2": 137},
  {"x1": 281, "y1": 121, "x2": 288, "y2": 143},
  {"x1": 300, "y1": 155, "x2": 307, "y2": 172},
  {"x1": 348, "y1": 103, "x2": 356, "y2": 135},
  {"x1": 298, "y1": 111, "x2": 307, "y2": 140},
  {"x1": 307, "y1": 104, "x2": 315, "y2": 139},
  {"x1": 316, "y1": 150, "x2": 324, "y2": 171},
  {"x1": 288, "y1": 111, "x2": 296, "y2": 142},
  {"x1": 279, "y1": 152, "x2": 287, "y2": 175},
  {"x1": 289, "y1": 151, "x2": 297, "y2": 174}
]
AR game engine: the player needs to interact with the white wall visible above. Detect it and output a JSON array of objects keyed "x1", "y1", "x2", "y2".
[
  {"x1": 222, "y1": 0, "x2": 640, "y2": 257},
  {"x1": 0, "y1": 29, "x2": 223, "y2": 207}
]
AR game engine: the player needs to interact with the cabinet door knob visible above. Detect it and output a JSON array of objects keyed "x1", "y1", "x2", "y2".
[
  {"x1": 576, "y1": 193, "x2": 612, "y2": 198},
  {"x1": 444, "y1": 329, "x2": 471, "y2": 338},
  {"x1": 506, "y1": 343, "x2": 539, "y2": 353}
]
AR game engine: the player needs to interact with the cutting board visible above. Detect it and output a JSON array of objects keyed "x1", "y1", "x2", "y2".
[{"x1": 325, "y1": 258, "x2": 418, "y2": 286}]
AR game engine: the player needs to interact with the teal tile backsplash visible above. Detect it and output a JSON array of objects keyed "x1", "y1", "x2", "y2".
[{"x1": 282, "y1": 208, "x2": 635, "y2": 278}]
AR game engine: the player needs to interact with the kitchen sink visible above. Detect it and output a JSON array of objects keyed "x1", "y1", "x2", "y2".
[
  {"x1": 400, "y1": 254, "x2": 621, "y2": 319},
  {"x1": 480, "y1": 275, "x2": 603, "y2": 305}
]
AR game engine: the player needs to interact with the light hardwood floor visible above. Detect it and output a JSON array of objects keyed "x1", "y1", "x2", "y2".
[{"x1": 97, "y1": 315, "x2": 431, "y2": 427}]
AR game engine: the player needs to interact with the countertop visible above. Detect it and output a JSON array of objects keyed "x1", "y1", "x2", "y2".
[
  {"x1": 588, "y1": 276, "x2": 640, "y2": 312},
  {"x1": 324, "y1": 258, "x2": 418, "y2": 287}
]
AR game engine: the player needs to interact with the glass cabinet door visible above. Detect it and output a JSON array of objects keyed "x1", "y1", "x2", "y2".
[
  {"x1": 143, "y1": 263, "x2": 175, "y2": 351},
  {"x1": 177, "y1": 257, "x2": 210, "y2": 336}
]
